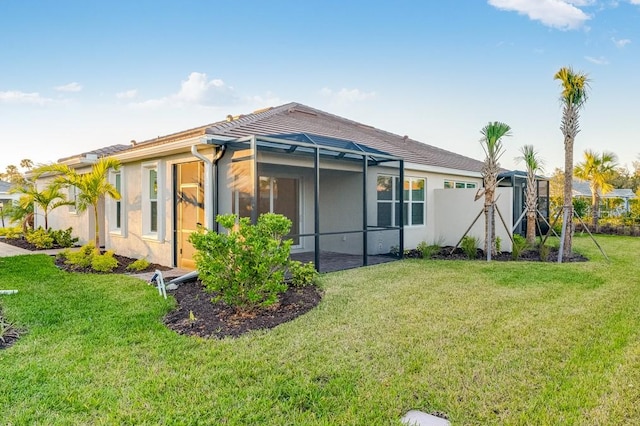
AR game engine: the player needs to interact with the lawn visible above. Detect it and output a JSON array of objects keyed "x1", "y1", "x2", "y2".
[{"x1": 1, "y1": 235, "x2": 639, "y2": 424}]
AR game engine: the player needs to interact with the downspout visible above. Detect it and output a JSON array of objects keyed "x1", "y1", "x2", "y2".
[{"x1": 190, "y1": 144, "x2": 226, "y2": 230}]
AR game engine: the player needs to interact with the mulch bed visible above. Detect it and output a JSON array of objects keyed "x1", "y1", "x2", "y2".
[
  {"x1": 406, "y1": 246, "x2": 588, "y2": 262},
  {"x1": 163, "y1": 281, "x2": 323, "y2": 339}
]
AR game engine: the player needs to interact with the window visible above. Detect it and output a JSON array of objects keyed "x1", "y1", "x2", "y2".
[
  {"x1": 110, "y1": 170, "x2": 125, "y2": 233},
  {"x1": 444, "y1": 180, "x2": 477, "y2": 189},
  {"x1": 142, "y1": 162, "x2": 163, "y2": 239},
  {"x1": 68, "y1": 185, "x2": 78, "y2": 214},
  {"x1": 377, "y1": 175, "x2": 426, "y2": 227},
  {"x1": 233, "y1": 175, "x2": 301, "y2": 245}
]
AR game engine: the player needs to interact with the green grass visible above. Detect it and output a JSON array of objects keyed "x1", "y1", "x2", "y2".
[{"x1": 1, "y1": 235, "x2": 640, "y2": 424}]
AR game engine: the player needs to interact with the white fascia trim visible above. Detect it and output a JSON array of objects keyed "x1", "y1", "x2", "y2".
[{"x1": 378, "y1": 161, "x2": 483, "y2": 179}]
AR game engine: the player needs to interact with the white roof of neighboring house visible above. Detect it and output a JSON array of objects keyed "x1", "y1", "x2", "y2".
[{"x1": 572, "y1": 180, "x2": 636, "y2": 199}]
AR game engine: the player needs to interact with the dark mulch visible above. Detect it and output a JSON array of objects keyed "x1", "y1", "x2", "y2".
[
  {"x1": 413, "y1": 246, "x2": 588, "y2": 262},
  {"x1": 2, "y1": 237, "x2": 171, "y2": 274},
  {"x1": 53, "y1": 255, "x2": 172, "y2": 274},
  {"x1": 163, "y1": 280, "x2": 323, "y2": 339}
]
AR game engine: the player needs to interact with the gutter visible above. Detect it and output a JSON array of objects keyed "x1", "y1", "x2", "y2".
[{"x1": 190, "y1": 144, "x2": 227, "y2": 230}]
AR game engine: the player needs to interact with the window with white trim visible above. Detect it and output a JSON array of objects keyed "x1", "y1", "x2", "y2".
[
  {"x1": 68, "y1": 185, "x2": 78, "y2": 214},
  {"x1": 444, "y1": 180, "x2": 477, "y2": 189},
  {"x1": 142, "y1": 162, "x2": 162, "y2": 238},
  {"x1": 110, "y1": 170, "x2": 125, "y2": 233},
  {"x1": 377, "y1": 175, "x2": 426, "y2": 227}
]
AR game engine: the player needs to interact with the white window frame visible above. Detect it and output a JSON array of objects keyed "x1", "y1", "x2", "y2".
[
  {"x1": 142, "y1": 161, "x2": 164, "y2": 241},
  {"x1": 444, "y1": 180, "x2": 477, "y2": 189},
  {"x1": 109, "y1": 169, "x2": 126, "y2": 236},
  {"x1": 377, "y1": 175, "x2": 426, "y2": 227},
  {"x1": 68, "y1": 185, "x2": 79, "y2": 214}
]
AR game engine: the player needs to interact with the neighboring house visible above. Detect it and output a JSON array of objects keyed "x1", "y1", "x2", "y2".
[
  {"x1": 572, "y1": 180, "x2": 636, "y2": 215},
  {"x1": 36, "y1": 102, "x2": 514, "y2": 270},
  {"x1": 0, "y1": 180, "x2": 20, "y2": 228}
]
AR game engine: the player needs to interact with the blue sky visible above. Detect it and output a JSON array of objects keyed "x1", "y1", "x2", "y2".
[{"x1": 1, "y1": 0, "x2": 639, "y2": 175}]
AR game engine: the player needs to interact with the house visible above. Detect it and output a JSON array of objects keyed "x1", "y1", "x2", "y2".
[
  {"x1": 35, "y1": 102, "x2": 514, "y2": 271},
  {"x1": 572, "y1": 180, "x2": 636, "y2": 216},
  {"x1": 0, "y1": 180, "x2": 19, "y2": 228}
]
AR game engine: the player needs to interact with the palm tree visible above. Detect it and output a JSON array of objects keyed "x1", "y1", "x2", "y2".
[
  {"x1": 554, "y1": 66, "x2": 590, "y2": 261},
  {"x1": 480, "y1": 121, "x2": 512, "y2": 259},
  {"x1": 10, "y1": 181, "x2": 74, "y2": 229},
  {"x1": 516, "y1": 145, "x2": 544, "y2": 245},
  {"x1": 3, "y1": 196, "x2": 34, "y2": 234},
  {"x1": 35, "y1": 158, "x2": 121, "y2": 248},
  {"x1": 574, "y1": 150, "x2": 618, "y2": 230}
]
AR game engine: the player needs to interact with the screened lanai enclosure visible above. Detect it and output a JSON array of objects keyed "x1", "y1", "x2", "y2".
[{"x1": 214, "y1": 133, "x2": 404, "y2": 272}]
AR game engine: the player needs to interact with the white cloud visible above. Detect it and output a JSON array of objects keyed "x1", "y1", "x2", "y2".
[
  {"x1": 630, "y1": 0, "x2": 640, "y2": 5},
  {"x1": 320, "y1": 87, "x2": 377, "y2": 103},
  {"x1": 0, "y1": 90, "x2": 53, "y2": 105},
  {"x1": 612, "y1": 37, "x2": 631, "y2": 47},
  {"x1": 116, "y1": 89, "x2": 138, "y2": 99},
  {"x1": 54, "y1": 82, "x2": 83, "y2": 92},
  {"x1": 488, "y1": 0, "x2": 591, "y2": 30},
  {"x1": 585, "y1": 55, "x2": 609, "y2": 64},
  {"x1": 131, "y1": 72, "x2": 237, "y2": 108}
]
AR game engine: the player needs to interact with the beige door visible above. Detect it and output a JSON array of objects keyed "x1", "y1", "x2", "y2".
[{"x1": 177, "y1": 161, "x2": 204, "y2": 269}]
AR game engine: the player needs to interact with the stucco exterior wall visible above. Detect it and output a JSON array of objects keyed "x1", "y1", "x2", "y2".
[{"x1": 434, "y1": 187, "x2": 513, "y2": 252}]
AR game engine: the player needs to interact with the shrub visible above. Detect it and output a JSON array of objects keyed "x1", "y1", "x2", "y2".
[
  {"x1": 416, "y1": 241, "x2": 440, "y2": 259},
  {"x1": 91, "y1": 250, "x2": 118, "y2": 272},
  {"x1": 288, "y1": 260, "x2": 318, "y2": 287},
  {"x1": 50, "y1": 227, "x2": 78, "y2": 248},
  {"x1": 2, "y1": 226, "x2": 22, "y2": 239},
  {"x1": 127, "y1": 258, "x2": 151, "y2": 272},
  {"x1": 64, "y1": 243, "x2": 97, "y2": 269},
  {"x1": 25, "y1": 227, "x2": 54, "y2": 249},
  {"x1": 189, "y1": 213, "x2": 292, "y2": 311},
  {"x1": 460, "y1": 235, "x2": 479, "y2": 259},
  {"x1": 511, "y1": 234, "x2": 529, "y2": 260},
  {"x1": 495, "y1": 236, "x2": 502, "y2": 253}
]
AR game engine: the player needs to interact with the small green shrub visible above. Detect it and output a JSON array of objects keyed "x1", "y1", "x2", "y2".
[
  {"x1": 65, "y1": 243, "x2": 97, "y2": 269},
  {"x1": 538, "y1": 242, "x2": 551, "y2": 262},
  {"x1": 25, "y1": 227, "x2": 54, "y2": 249},
  {"x1": 288, "y1": 260, "x2": 318, "y2": 287},
  {"x1": 127, "y1": 258, "x2": 151, "y2": 272},
  {"x1": 495, "y1": 236, "x2": 502, "y2": 253},
  {"x1": 461, "y1": 235, "x2": 479, "y2": 259},
  {"x1": 91, "y1": 250, "x2": 118, "y2": 272},
  {"x1": 417, "y1": 241, "x2": 440, "y2": 259},
  {"x1": 50, "y1": 227, "x2": 78, "y2": 248},
  {"x1": 189, "y1": 213, "x2": 292, "y2": 311},
  {"x1": 0, "y1": 227, "x2": 21, "y2": 239},
  {"x1": 511, "y1": 234, "x2": 529, "y2": 260}
]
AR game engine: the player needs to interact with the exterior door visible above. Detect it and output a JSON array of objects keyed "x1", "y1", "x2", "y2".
[{"x1": 176, "y1": 161, "x2": 204, "y2": 269}]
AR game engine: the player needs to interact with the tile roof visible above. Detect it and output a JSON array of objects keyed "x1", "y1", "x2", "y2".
[
  {"x1": 58, "y1": 144, "x2": 131, "y2": 163},
  {"x1": 203, "y1": 103, "x2": 485, "y2": 173},
  {"x1": 116, "y1": 102, "x2": 486, "y2": 173}
]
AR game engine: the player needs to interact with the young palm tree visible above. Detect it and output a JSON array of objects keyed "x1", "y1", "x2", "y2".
[
  {"x1": 480, "y1": 121, "x2": 512, "y2": 259},
  {"x1": 10, "y1": 181, "x2": 74, "y2": 229},
  {"x1": 35, "y1": 158, "x2": 121, "y2": 248},
  {"x1": 516, "y1": 145, "x2": 544, "y2": 245},
  {"x1": 3, "y1": 196, "x2": 34, "y2": 234},
  {"x1": 554, "y1": 66, "x2": 590, "y2": 261},
  {"x1": 574, "y1": 150, "x2": 618, "y2": 230}
]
